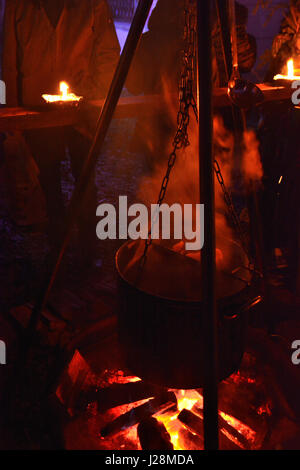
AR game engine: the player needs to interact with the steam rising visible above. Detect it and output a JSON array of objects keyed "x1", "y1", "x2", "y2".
[{"x1": 136, "y1": 83, "x2": 263, "y2": 268}]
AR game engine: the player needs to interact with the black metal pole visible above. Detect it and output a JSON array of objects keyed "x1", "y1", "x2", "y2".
[
  {"x1": 196, "y1": 0, "x2": 219, "y2": 450},
  {"x1": 25, "y1": 0, "x2": 154, "y2": 345}
]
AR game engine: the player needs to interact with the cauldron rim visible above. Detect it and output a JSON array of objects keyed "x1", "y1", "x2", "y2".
[{"x1": 115, "y1": 239, "x2": 251, "y2": 304}]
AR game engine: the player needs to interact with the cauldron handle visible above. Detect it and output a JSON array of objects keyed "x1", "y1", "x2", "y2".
[{"x1": 223, "y1": 295, "x2": 262, "y2": 320}]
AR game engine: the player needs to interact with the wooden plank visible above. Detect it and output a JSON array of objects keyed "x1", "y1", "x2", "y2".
[
  {"x1": 257, "y1": 83, "x2": 293, "y2": 103},
  {"x1": 90, "y1": 85, "x2": 293, "y2": 113},
  {"x1": 214, "y1": 84, "x2": 292, "y2": 107},
  {"x1": 0, "y1": 85, "x2": 293, "y2": 132},
  {"x1": 89, "y1": 94, "x2": 164, "y2": 118},
  {"x1": 0, "y1": 106, "x2": 79, "y2": 131}
]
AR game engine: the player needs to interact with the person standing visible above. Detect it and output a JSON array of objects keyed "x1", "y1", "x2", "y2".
[{"x1": 2, "y1": 0, "x2": 120, "y2": 265}]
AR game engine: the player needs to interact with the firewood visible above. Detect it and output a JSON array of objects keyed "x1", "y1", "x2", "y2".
[
  {"x1": 100, "y1": 391, "x2": 177, "y2": 437},
  {"x1": 179, "y1": 427, "x2": 203, "y2": 450},
  {"x1": 192, "y1": 405, "x2": 251, "y2": 450},
  {"x1": 81, "y1": 380, "x2": 160, "y2": 412},
  {"x1": 137, "y1": 417, "x2": 173, "y2": 450},
  {"x1": 178, "y1": 409, "x2": 203, "y2": 436},
  {"x1": 178, "y1": 409, "x2": 243, "y2": 450}
]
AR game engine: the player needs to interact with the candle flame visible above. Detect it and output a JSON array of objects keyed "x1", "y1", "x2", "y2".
[
  {"x1": 60, "y1": 81, "x2": 69, "y2": 100},
  {"x1": 287, "y1": 59, "x2": 294, "y2": 79},
  {"x1": 42, "y1": 81, "x2": 82, "y2": 103},
  {"x1": 274, "y1": 59, "x2": 300, "y2": 81}
]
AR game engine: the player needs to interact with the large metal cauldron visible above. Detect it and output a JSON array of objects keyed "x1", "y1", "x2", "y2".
[{"x1": 116, "y1": 239, "x2": 259, "y2": 389}]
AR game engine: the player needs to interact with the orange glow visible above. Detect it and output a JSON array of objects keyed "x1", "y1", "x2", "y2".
[
  {"x1": 42, "y1": 81, "x2": 82, "y2": 103},
  {"x1": 95, "y1": 373, "x2": 260, "y2": 451},
  {"x1": 60, "y1": 81, "x2": 69, "y2": 100},
  {"x1": 154, "y1": 390, "x2": 203, "y2": 450},
  {"x1": 220, "y1": 411, "x2": 256, "y2": 444},
  {"x1": 154, "y1": 388, "x2": 257, "y2": 450},
  {"x1": 176, "y1": 389, "x2": 203, "y2": 411},
  {"x1": 274, "y1": 59, "x2": 300, "y2": 81}
]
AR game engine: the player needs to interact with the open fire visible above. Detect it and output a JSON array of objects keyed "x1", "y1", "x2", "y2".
[
  {"x1": 42, "y1": 81, "x2": 83, "y2": 104},
  {"x1": 273, "y1": 58, "x2": 300, "y2": 82},
  {"x1": 58, "y1": 351, "x2": 272, "y2": 451},
  {"x1": 85, "y1": 373, "x2": 267, "y2": 451}
]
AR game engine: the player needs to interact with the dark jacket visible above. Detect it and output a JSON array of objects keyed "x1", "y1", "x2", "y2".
[{"x1": 126, "y1": 0, "x2": 256, "y2": 94}]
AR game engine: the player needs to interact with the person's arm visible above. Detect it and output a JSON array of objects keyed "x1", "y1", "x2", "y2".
[
  {"x1": 2, "y1": 0, "x2": 19, "y2": 106},
  {"x1": 86, "y1": 0, "x2": 120, "y2": 99}
]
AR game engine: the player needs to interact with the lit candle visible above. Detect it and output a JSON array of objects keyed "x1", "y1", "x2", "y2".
[
  {"x1": 42, "y1": 81, "x2": 82, "y2": 103},
  {"x1": 274, "y1": 59, "x2": 300, "y2": 81},
  {"x1": 60, "y1": 81, "x2": 69, "y2": 100}
]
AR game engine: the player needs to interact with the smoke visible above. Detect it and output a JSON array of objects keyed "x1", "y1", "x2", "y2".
[
  {"x1": 242, "y1": 129, "x2": 263, "y2": 183},
  {"x1": 135, "y1": 83, "x2": 263, "y2": 270}
]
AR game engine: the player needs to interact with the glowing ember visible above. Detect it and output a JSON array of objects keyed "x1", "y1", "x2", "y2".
[
  {"x1": 73, "y1": 367, "x2": 267, "y2": 451},
  {"x1": 219, "y1": 411, "x2": 256, "y2": 444},
  {"x1": 42, "y1": 81, "x2": 82, "y2": 103},
  {"x1": 153, "y1": 388, "x2": 257, "y2": 450},
  {"x1": 273, "y1": 59, "x2": 300, "y2": 81},
  {"x1": 176, "y1": 389, "x2": 203, "y2": 411}
]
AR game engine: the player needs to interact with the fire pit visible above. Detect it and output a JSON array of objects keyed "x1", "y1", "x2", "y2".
[{"x1": 60, "y1": 345, "x2": 277, "y2": 451}]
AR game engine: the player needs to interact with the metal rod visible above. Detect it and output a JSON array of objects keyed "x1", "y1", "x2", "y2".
[
  {"x1": 196, "y1": 0, "x2": 219, "y2": 450},
  {"x1": 214, "y1": 0, "x2": 230, "y2": 83},
  {"x1": 24, "y1": 0, "x2": 154, "y2": 347},
  {"x1": 228, "y1": 0, "x2": 238, "y2": 73}
]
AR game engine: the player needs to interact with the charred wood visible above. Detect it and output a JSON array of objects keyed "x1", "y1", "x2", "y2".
[
  {"x1": 178, "y1": 409, "x2": 243, "y2": 450},
  {"x1": 137, "y1": 417, "x2": 173, "y2": 450},
  {"x1": 100, "y1": 391, "x2": 177, "y2": 437},
  {"x1": 81, "y1": 380, "x2": 160, "y2": 413},
  {"x1": 192, "y1": 405, "x2": 251, "y2": 450}
]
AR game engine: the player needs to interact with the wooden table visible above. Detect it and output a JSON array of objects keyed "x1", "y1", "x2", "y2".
[{"x1": 0, "y1": 85, "x2": 293, "y2": 132}]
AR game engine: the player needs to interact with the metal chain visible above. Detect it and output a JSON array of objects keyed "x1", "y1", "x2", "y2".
[
  {"x1": 213, "y1": 159, "x2": 251, "y2": 262},
  {"x1": 141, "y1": 0, "x2": 251, "y2": 266},
  {"x1": 141, "y1": 0, "x2": 197, "y2": 261}
]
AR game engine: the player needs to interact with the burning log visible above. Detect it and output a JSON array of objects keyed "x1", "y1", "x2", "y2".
[
  {"x1": 178, "y1": 409, "x2": 203, "y2": 436},
  {"x1": 178, "y1": 409, "x2": 244, "y2": 450},
  {"x1": 178, "y1": 427, "x2": 203, "y2": 451},
  {"x1": 192, "y1": 405, "x2": 251, "y2": 450},
  {"x1": 82, "y1": 381, "x2": 160, "y2": 413},
  {"x1": 100, "y1": 391, "x2": 177, "y2": 437},
  {"x1": 137, "y1": 417, "x2": 173, "y2": 450}
]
